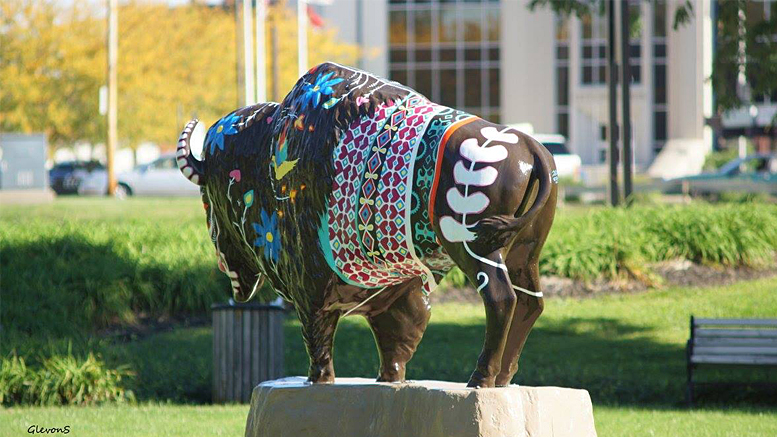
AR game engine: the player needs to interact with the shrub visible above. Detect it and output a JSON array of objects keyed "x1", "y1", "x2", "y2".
[{"x1": 0, "y1": 352, "x2": 135, "y2": 406}]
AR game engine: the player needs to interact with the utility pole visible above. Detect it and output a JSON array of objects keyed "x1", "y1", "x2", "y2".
[
  {"x1": 106, "y1": 0, "x2": 118, "y2": 196},
  {"x1": 620, "y1": 0, "x2": 633, "y2": 200},
  {"x1": 606, "y1": 0, "x2": 619, "y2": 206}
]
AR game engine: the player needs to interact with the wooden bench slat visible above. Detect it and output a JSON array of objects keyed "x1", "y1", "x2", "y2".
[
  {"x1": 694, "y1": 337, "x2": 777, "y2": 347},
  {"x1": 695, "y1": 328, "x2": 777, "y2": 338},
  {"x1": 694, "y1": 318, "x2": 777, "y2": 327},
  {"x1": 691, "y1": 355, "x2": 777, "y2": 365},
  {"x1": 693, "y1": 346, "x2": 777, "y2": 356}
]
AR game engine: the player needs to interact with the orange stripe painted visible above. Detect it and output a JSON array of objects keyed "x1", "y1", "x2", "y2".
[{"x1": 428, "y1": 116, "x2": 477, "y2": 224}]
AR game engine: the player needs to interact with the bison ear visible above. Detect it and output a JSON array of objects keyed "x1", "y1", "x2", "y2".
[{"x1": 177, "y1": 119, "x2": 206, "y2": 186}]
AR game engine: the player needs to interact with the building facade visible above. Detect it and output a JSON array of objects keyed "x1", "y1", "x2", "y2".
[{"x1": 320, "y1": 0, "x2": 769, "y2": 170}]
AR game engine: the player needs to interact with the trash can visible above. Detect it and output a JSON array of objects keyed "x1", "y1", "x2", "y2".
[{"x1": 212, "y1": 300, "x2": 285, "y2": 403}]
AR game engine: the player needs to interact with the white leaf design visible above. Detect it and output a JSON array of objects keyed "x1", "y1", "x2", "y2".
[
  {"x1": 454, "y1": 161, "x2": 498, "y2": 186},
  {"x1": 480, "y1": 126, "x2": 519, "y2": 144},
  {"x1": 459, "y1": 138, "x2": 508, "y2": 163},
  {"x1": 439, "y1": 216, "x2": 476, "y2": 242},
  {"x1": 446, "y1": 187, "x2": 489, "y2": 215}
]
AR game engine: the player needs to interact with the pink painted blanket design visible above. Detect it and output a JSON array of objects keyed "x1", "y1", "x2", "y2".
[{"x1": 326, "y1": 94, "x2": 442, "y2": 294}]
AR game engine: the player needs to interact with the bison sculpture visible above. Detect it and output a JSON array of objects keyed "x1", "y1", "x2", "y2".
[{"x1": 177, "y1": 62, "x2": 558, "y2": 388}]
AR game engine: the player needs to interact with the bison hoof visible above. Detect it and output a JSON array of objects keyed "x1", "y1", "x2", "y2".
[
  {"x1": 466, "y1": 370, "x2": 496, "y2": 388},
  {"x1": 307, "y1": 365, "x2": 335, "y2": 384}
]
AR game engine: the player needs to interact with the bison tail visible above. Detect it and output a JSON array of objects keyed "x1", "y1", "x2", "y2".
[
  {"x1": 473, "y1": 136, "x2": 556, "y2": 251},
  {"x1": 177, "y1": 119, "x2": 206, "y2": 186}
]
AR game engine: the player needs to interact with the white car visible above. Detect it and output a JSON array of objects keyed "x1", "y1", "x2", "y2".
[
  {"x1": 78, "y1": 153, "x2": 200, "y2": 197},
  {"x1": 531, "y1": 134, "x2": 582, "y2": 182}
]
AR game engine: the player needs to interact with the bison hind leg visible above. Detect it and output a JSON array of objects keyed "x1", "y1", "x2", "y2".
[{"x1": 366, "y1": 281, "x2": 431, "y2": 383}]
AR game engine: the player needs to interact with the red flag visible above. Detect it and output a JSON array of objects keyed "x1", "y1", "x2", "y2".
[{"x1": 307, "y1": 5, "x2": 324, "y2": 28}]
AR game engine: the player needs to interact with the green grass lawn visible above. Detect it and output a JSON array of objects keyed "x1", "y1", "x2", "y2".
[
  {"x1": 2, "y1": 401, "x2": 775, "y2": 437},
  {"x1": 2, "y1": 198, "x2": 777, "y2": 435}
]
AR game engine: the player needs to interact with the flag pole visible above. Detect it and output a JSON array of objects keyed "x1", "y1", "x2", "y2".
[
  {"x1": 255, "y1": 0, "x2": 266, "y2": 103},
  {"x1": 298, "y1": 0, "x2": 308, "y2": 77},
  {"x1": 243, "y1": 0, "x2": 255, "y2": 106}
]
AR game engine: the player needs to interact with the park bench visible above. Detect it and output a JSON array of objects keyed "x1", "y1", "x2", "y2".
[{"x1": 686, "y1": 316, "x2": 777, "y2": 405}]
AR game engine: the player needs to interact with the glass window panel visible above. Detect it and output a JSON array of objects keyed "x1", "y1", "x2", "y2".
[
  {"x1": 653, "y1": 64, "x2": 666, "y2": 104},
  {"x1": 747, "y1": 0, "x2": 766, "y2": 26},
  {"x1": 414, "y1": 9, "x2": 433, "y2": 44},
  {"x1": 557, "y1": 66, "x2": 569, "y2": 106},
  {"x1": 556, "y1": 46, "x2": 569, "y2": 60},
  {"x1": 557, "y1": 113, "x2": 569, "y2": 137},
  {"x1": 630, "y1": 44, "x2": 641, "y2": 59},
  {"x1": 629, "y1": 1, "x2": 642, "y2": 38},
  {"x1": 488, "y1": 68, "x2": 500, "y2": 108},
  {"x1": 653, "y1": 0, "x2": 666, "y2": 37},
  {"x1": 598, "y1": 45, "x2": 607, "y2": 58},
  {"x1": 389, "y1": 11, "x2": 407, "y2": 45},
  {"x1": 485, "y1": 8, "x2": 500, "y2": 41},
  {"x1": 654, "y1": 43, "x2": 666, "y2": 58},
  {"x1": 598, "y1": 65, "x2": 607, "y2": 83},
  {"x1": 440, "y1": 69, "x2": 458, "y2": 107},
  {"x1": 465, "y1": 48, "x2": 481, "y2": 61},
  {"x1": 582, "y1": 15, "x2": 593, "y2": 39},
  {"x1": 389, "y1": 49, "x2": 407, "y2": 64},
  {"x1": 488, "y1": 47, "x2": 500, "y2": 61},
  {"x1": 556, "y1": 16, "x2": 569, "y2": 41},
  {"x1": 415, "y1": 48, "x2": 432, "y2": 62},
  {"x1": 416, "y1": 69, "x2": 433, "y2": 98},
  {"x1": 583, "y1": 66, "x2": 593, "y2": 84},
  {"x1": 465, "y1": 68, "x2": 482, "y2": 107},
  {"x1": 583, "y1": 45, "x2": 593, "y2": 59},
  {"x1": 390, "y1": 69, "x2": 408, "y2": 86},
  {"x1": 462, "y1": 7, "x2": 483, "y2": 42},
  {"x1": 440, "y1": 48, "x2": 457, "y2": 62},
  {"x1": 630, "y1": 65, "x2": 641, "y2": 83},
  {"x1": 438, "y1": 6, "x2": 458, "y2": 43},
  {"x1": 654, "y1": 111, "x2": 667, "y2": 141}
]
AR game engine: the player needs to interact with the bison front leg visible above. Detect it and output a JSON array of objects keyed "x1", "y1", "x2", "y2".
[
  {"x1": 366, "y1": 283, "x2": 431, "y2": 382},
  {"x1": 298, "y1": 310, "x2": 340, "y2": 384}
]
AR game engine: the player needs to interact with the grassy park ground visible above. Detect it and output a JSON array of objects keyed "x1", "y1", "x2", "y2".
[{"x1": 2, "y1": 198, "x2": 776, "y2": 436}]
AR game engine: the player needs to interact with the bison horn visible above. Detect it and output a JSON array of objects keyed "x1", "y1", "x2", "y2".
[{"x1": 177, "y1": 119, "x2": 206, "y2": 186}]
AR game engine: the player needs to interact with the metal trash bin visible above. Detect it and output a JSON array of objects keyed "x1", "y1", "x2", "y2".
[{"x1": 212, "y1": 300, "x2": 285, "y2": 403}]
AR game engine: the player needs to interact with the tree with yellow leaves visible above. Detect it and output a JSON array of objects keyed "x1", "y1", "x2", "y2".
[{"x1": 0, "y1": 0, "x2": 359, "y2": 154}]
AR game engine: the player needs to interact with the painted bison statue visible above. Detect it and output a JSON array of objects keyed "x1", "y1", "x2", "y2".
[{"x1": 177, "y1": 62, "x2": 557, "y2": 388}]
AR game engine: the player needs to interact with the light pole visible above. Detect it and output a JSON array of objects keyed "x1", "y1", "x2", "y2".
[{"x1": 106, "y1": 0, "x2": 118, "y2": 196}]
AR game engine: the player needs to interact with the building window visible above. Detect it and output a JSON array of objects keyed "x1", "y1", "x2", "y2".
[
  {"x1": 580, "y1": 12, "x2": 607, "y2": 85},
  {"x1": 580, "y1": 2, "x2": 641, "y2": 86},
  {"x1": 653, "y1": 0, "x2": 668, "y2": 154},
  {"x1": 555, "y1": 15, "x2": 570, "y2": 137},
  {"x1": 387, "y1": 0, "x2": 500, "y2": 121}
]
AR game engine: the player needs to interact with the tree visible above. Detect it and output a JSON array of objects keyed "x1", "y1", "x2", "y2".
[
  {"x1": 0, "y1": 0, "x2": 105, "y2": 146},
  {"x1": 0, "y1": 0, "x2": 359, "y2": 153},
  {"x1": 528, "y1": 0, "x2": 777, "y2": 115}
]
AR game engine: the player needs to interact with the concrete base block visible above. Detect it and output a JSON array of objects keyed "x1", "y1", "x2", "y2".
[{"x1": 245, "y1": 377, "x2": 597, "y2": 437}]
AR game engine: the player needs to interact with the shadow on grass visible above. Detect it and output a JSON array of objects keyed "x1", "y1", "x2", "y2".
[
  {"x1": 79, "y1": 311, "x2": 777, "y2": 408},
  {"x1": 283, "y1": 315, "x2": 777, "y2": 409},
  {"x1": 1, "y1": 236, "x2": 229, "y2": 348}
]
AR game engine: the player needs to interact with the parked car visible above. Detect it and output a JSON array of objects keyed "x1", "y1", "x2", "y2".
[
  {"x1": 670, "y1": 153, "x2": 777, "y2": 197},
  {"x1": 49, "y1": 160, "x2": 104, "y2": 194},
  {"x1": 78, "y1": 153, "x2": 200, "y2": 197},
  {"x1": 531, "y1": 134, "x2": 582, "y2": 181}
]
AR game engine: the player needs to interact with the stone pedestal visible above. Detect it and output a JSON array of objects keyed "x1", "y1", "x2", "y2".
[{"x1": 245, "y1": 377, "x2": 597, "y2": 437}]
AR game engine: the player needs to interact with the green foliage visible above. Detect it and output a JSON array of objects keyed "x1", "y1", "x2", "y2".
[
  {"x1": 0, "y1": 198, "x2": 276, "y2": 343},
  {"x1": 703, "y1": 145, "x2": 753, "y2": 171},
  {"x1": 0, "y1": 352, "x2": 134, "y2": 406}
]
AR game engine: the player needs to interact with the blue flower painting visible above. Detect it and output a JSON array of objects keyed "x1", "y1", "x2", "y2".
[
  {"x1": 299, "y1": 72, "x2": 343, "y2": 111},
  {"x1": 207, "y1": 113, "x2": 240, "y2": 154},
  {"x1": 252, "y1": 209, "x2": 280, "y2": 262}
]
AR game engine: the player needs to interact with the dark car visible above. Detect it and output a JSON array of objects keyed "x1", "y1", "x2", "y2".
[
  {"x1": 672, "y1": 154, "x2": 777, "y2": 197},
  {"x1": 49, "y1": 160, "x2": 105, "y2": 195}
]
